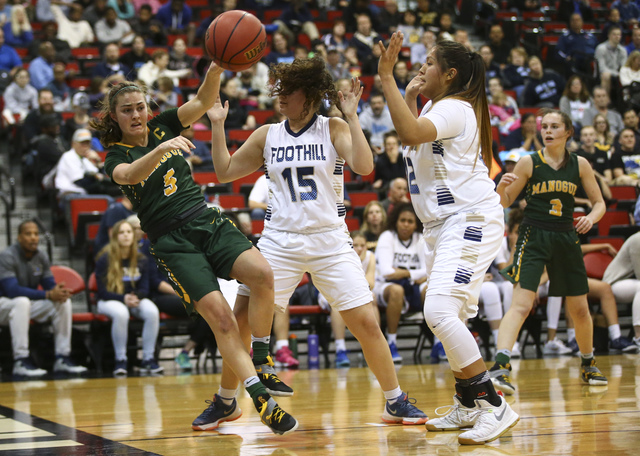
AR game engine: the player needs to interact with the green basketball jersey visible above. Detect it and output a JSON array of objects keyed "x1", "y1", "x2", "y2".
[
  {"x1": 104, "y1": 108, "x2": 204, "y2": 233},
  {"x1": 523, "y1": 150, "x2": 580, "y2": 229}
]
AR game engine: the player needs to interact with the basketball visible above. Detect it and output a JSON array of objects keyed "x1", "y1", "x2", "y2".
[{"x1": 205, "y1": 10, "x2": 267, "y2": 72}]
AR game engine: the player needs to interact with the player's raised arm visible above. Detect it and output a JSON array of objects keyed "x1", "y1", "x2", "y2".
[{"x1": 207, "y1": 99, "x2": 266, "y2": 182}]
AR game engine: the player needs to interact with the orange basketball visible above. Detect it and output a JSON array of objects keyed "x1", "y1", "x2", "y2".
[{"x1": 205, "y1": 10, "x2": 267, "y2": 72}]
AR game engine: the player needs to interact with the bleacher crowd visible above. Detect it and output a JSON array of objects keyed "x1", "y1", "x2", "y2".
[{"x1": 0, "y1": 0, "x2": 639, "y2": 378}]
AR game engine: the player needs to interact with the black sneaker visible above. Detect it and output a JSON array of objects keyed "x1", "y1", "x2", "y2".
[
  {"x1": 257, "y1": 395, "x2": 298, "y2": 435},
  {"x1": 581, "y1": 358, "x2": 608, "y2": 386},
  {"x1": 256, "y1": 355, "x2": 294, "y2": 397},
  {"x1": 192, "y1": 394, "x2": 242, "y2": 431}
]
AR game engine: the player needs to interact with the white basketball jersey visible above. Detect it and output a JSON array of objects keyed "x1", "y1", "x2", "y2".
[
  {"x1": 263, "y1": 115, "x2": 346, "y2": 233},
  {"x1": 404, "y1": 99, "x2": 501, "y2": 224},
  {"x1": 374, "y1": 230, "x2": 427, "y2": 283}
]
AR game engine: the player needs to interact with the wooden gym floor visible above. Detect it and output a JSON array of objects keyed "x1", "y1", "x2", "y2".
[{"x1": 0, "y1": 355, "x2": 638, "y2": 455}]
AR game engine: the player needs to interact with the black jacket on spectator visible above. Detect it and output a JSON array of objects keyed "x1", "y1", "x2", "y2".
[
  {"x1": 374, "y1": 154, "x2": 406, "y2": 193},
  {"x1": 502, "y1": 64, "x2": 530, "y2": 89},
  {"x1": 91, "y1": 61, "x2": 132, "y2": 80},
  {"x1": 522, "y1": 71, "x2": 565, "y2": 107},
  {"x1": 23, "y1": 110, "x2": 63, "y2": 146},
  {"x1": 575, "y1": 147, "x2": 612, "y2": 176}
]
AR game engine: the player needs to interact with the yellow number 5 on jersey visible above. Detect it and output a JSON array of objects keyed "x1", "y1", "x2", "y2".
[
  {"x1": 549, "y1": 198, "x2": 562, "y2": 217},
  {"x1": 163, "y1": 168, "x2": 177, "y2": 196}
]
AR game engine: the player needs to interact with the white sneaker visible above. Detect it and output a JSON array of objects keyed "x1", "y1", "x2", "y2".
[
  {"x1": 457, "y1": 396, "x2": 519, "y2": 445},
  {"x1": 510, "y1": 341, "x2": 521, "y2": 359},
  {"x1": 12, "y1": 358, "x2": 47, "y2": 377},
  {"x1": 425, "y1": 395, "x2": 478, "y2": 431},
  {"x1": 543, "y1": 338, "x2": 573, "y2": 356},
  {"x1": 53, "y1": 357, "x2": 88, "y2": 374}
]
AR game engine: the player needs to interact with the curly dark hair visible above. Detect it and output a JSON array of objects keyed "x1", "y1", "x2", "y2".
[
  {"x1": 385, "y1": 202, "x2": 419, "y2": 233},
  {"x1": 89, "y1": 81, "x2": 151, "y2": 147},
  {"x1": 268, "y1": 56, "x2": 340, "y2": 119}
]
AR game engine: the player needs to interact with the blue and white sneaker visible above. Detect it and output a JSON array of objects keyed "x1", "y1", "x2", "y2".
[
  {"x1": 13, "y1": 358, "x2": 47, "y2": 377},
  {"x1": 389, "y1": 342, "x2": 402, "y2": 363},
  {"x1": 53, "y1": 356, "x2": 88, "y2": 374},
  {"x1": 335, "y1": 349, "x2": 350, "y2": 368},
  {"x1": 139, "y1": 358, "x2": 164, "y2": 375},
  {"x1": 610, "y1": 337, "x2": 637, "y2": 353},
  {"x1": 381, "y1": 392, "x2": 428, "y2": 425},
  {"x1": 192, "y1": 394, "x2": 242, "y2": 431},
  {"x1": 113, "y1": 359, "x2": 128, "y2": 376}
]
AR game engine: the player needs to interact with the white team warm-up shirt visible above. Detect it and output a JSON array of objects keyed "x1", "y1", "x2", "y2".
[
  {"x1": 404, "y1": 99, "x2": 501, "y2": 224},
  {"x1": 263, "y1": 115, "x2": 346, "y2": 233},
  {"x1": 375, "y1": 230, "x2": 428, "y2": 284}
]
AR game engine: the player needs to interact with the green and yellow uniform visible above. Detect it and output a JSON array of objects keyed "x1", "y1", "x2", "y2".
[
  {"x1": 501, "y1": 150, "x2": 588, "y2": 296},
  {"x1": 104, "y1": 108, "x2": 252, "y2": 314}
]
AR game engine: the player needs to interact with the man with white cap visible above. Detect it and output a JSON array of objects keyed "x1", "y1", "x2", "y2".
[
  {"x1": 54, "y1": 129, "x2": 102, "y2": 197},
  {"x1": 53, "y1": 128, "x2": 121, "y2": 198}
]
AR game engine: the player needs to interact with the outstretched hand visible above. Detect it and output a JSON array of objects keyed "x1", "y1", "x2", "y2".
[
  {"x1": 338, "y1": 77, "x2": 364, "y2": 119},
  {"x1": 377, "y1": 32, "x2": 404, "y2": 76},
  {"x1": 158, "y1": 135, "x2": 195, "y2": 156},
  {"x1": 207, "y1": 97, "x2": 229, "y2": 124}
]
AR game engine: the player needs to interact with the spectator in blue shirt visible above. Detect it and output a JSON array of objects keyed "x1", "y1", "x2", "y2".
[
  {"x1": 273, "y1": 0, "x2": 320, "y2": 46},
  {"x1": 0, "y1": 28, "x2": 22, "y2": 73},
  {"x1": 611, "y1": 0, "x2": 640, "y2": 27},
  {"x1": 555, "y1": 13, "x2": 598, "y2": 77},
  {"x1": 155, "y1": 0, "x2": 195, "y2": 46},
  {"x1": 627, "y1": 26, "x2": 640, "y2": 54},
  {"x1": 28, "y1": 41, "x2": 55, "y2": 90},
  {"x1": 92, "y1": 43, "x2": 132, "y2": 80},
  {"x1": 2, "y1": 4, "x2": 32, "y2": 47},
  {"x1": 263, "y1": 31, "x2": 295, "y2": 67},
  {"x1": 182, "y1": 124, "x2": 214, "y2": 172}
]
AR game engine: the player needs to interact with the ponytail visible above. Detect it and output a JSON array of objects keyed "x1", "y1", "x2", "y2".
[{"x1": 432, "y1": 42, "x2": 493, "y2": 173}]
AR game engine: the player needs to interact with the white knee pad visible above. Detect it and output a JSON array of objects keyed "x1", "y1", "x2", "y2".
[{"x1": 424, "y1": 295, "x2": 483, "y2": 370}]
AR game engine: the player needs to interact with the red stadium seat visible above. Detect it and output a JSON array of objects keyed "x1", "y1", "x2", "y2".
[
  {"x1": 597, "y1": 210, "x2": 631, "y2": 236},
  {"x1": 350, "y1": 191, "x2": 378, "y2": 208},
  {"x1": 583, "y1": 251, "x2": 614, "y2": 280}
]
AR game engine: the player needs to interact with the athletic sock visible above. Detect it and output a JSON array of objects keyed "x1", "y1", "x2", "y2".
[
  {"x1": 387, "y1": 333, "x2": 397, "y2": 345},
  {"x1": 274, "y1": 339, "x2": 288, "y2": 352},
  {"x1": 608, "y1": 324, "x2": 622, "y2": 341},
  {"x1": 581, "y1": 352, "x2": 594, "y2": 366},
  {"x1": 251, "y1": 335, "x2": 270, "y2": 365},
  {"x1": 218, "y1": 387, "x2": 237, "y2": 406},
  {"x1": 491, "y1": 329, "x2": 500, "y2": 345},
  {"x1": 244, "y1": 376, "x2": 269, "y2": 409},
  {"x1": 567, "y1": 328, "x2": 576, "y2": 341},
  {"x1": 495, "y1": 350, "x2": 511, "y2": 367},
  {"x1": 383, "y1": 386, "x2": 403, "y2": 404},
  {"x1": 335, "y1": 339, "x2": 346, "y2": 352}
]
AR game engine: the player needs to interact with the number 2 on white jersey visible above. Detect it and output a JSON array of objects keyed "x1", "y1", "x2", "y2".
[{"x1": 405, "y1": 156, "x2": 420, "y2": 194}]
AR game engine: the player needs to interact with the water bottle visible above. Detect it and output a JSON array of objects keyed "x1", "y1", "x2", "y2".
[
  {"x1": 288, "y1": 334, "x2": 298, "y2": 359},
  {"x1": 307, "y1": 333, "x2": 319, "y2": 369}
]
